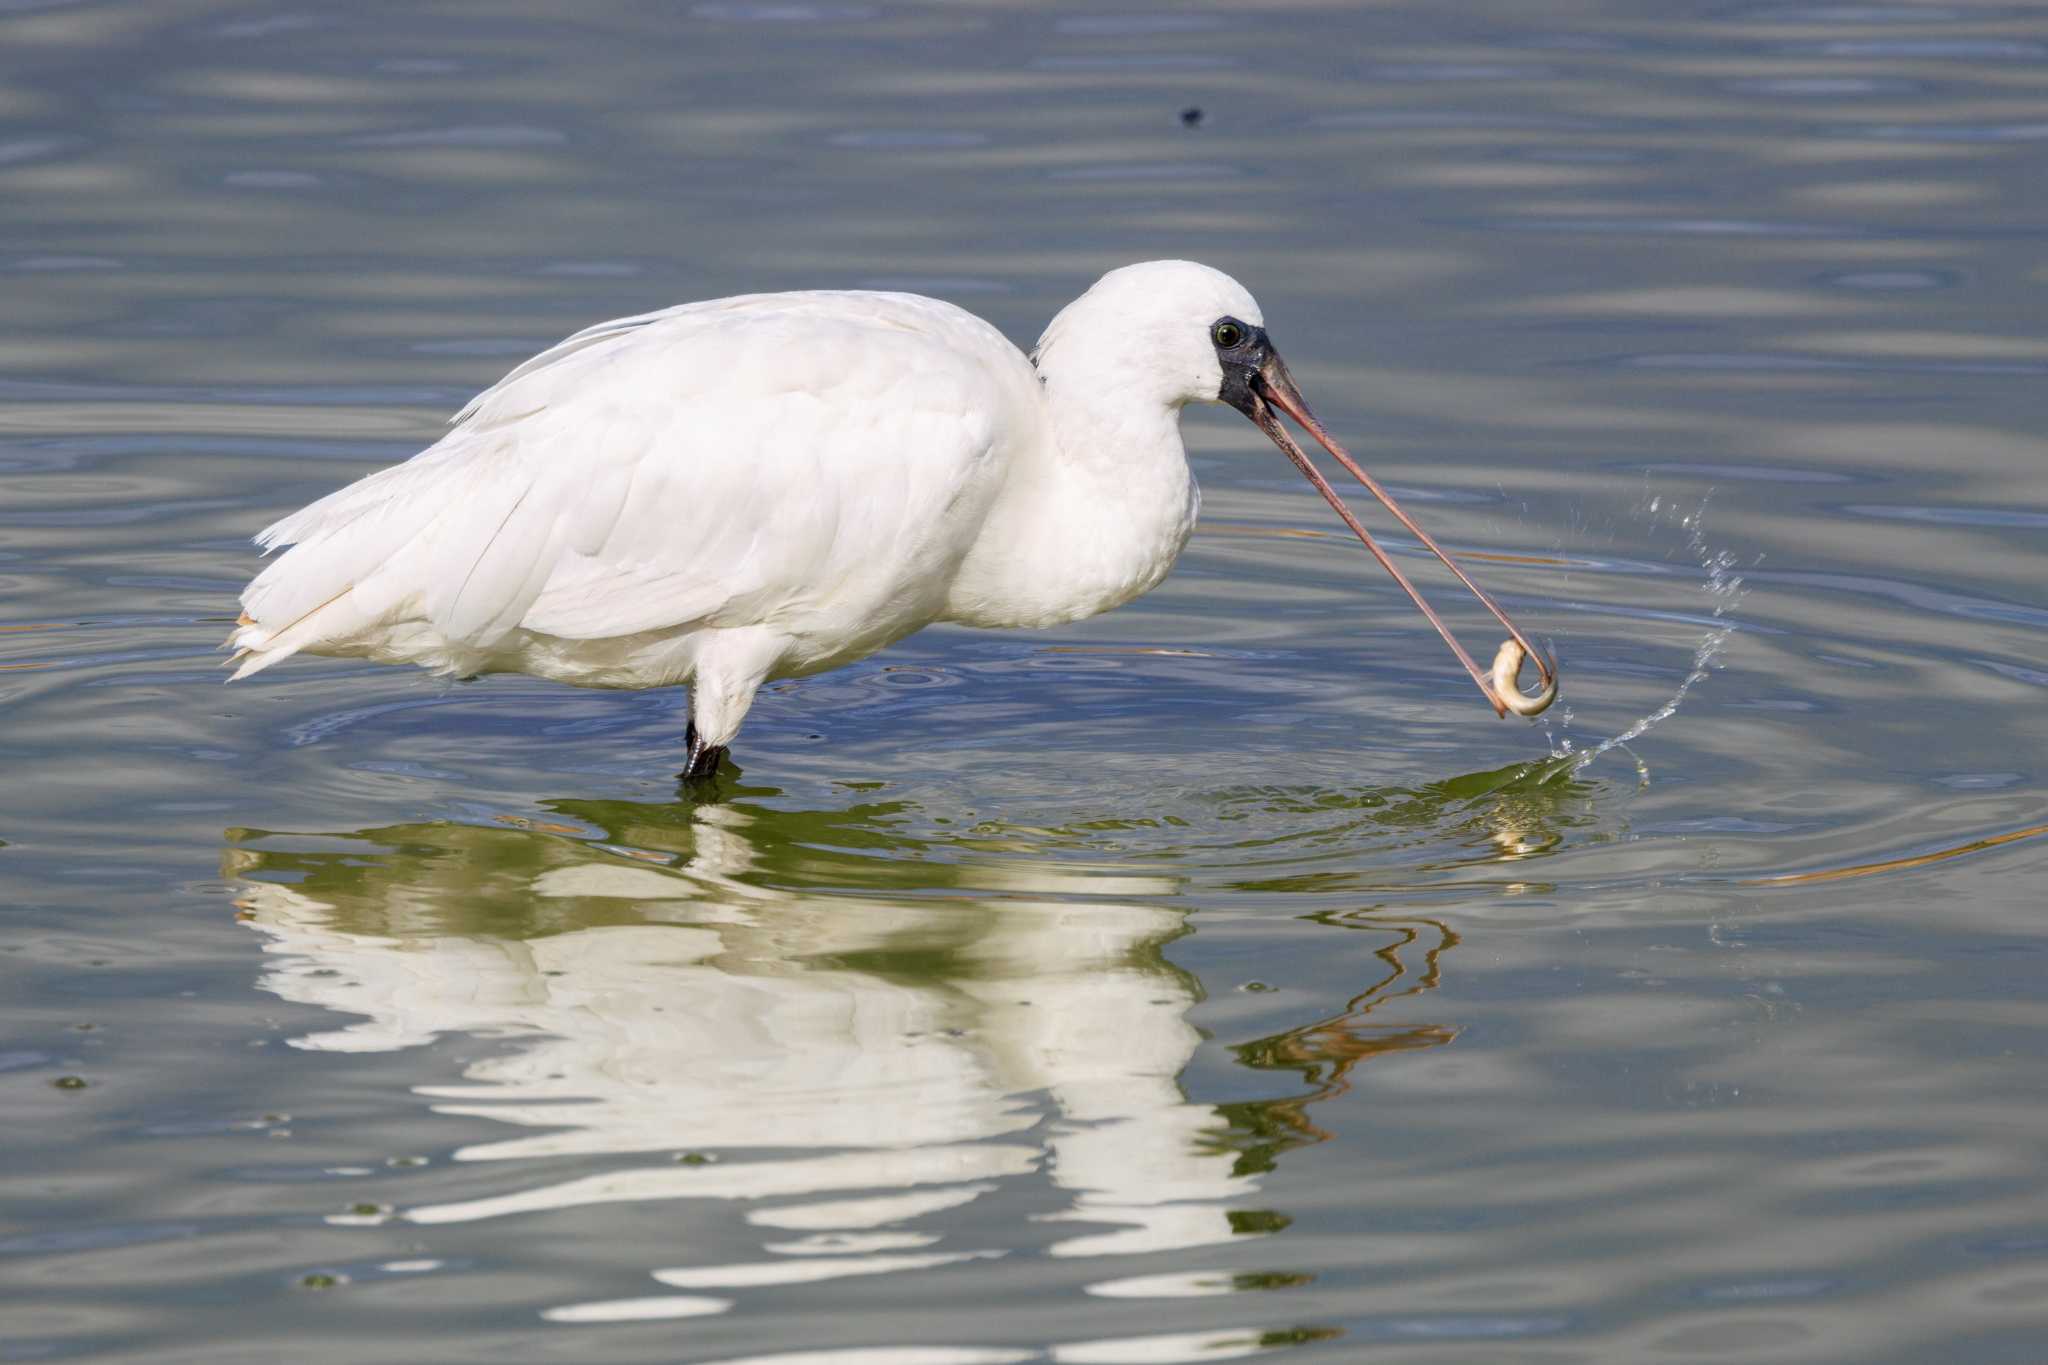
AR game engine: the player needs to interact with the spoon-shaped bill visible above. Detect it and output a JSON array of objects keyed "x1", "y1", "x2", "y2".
[{"x1": 1237, "y1": 350, "x2": 1557, "y2": 719}]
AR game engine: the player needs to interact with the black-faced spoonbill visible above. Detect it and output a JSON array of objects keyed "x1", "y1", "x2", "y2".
[{"x1": 230, "y1": 260, "x2": 1556, "y2": 778}]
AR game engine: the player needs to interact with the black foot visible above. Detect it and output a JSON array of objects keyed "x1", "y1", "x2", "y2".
[{"x1": 681, "y1": 721, "x2": 728, "y2": 782}]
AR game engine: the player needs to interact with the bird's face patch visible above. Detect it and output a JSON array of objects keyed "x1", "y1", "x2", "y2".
[{"x1": 1209, "y1": 315, "x2": 1271, "y2": 414}]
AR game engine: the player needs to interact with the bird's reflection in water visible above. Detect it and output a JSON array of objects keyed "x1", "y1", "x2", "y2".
[{"x1": 222, "y1": 767, "x2": 1584, "y2": 1318}]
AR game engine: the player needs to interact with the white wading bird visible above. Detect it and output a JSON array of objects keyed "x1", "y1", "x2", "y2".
[{"x1": 231, "y1": 260, "x2": 1555, "y2": 779}]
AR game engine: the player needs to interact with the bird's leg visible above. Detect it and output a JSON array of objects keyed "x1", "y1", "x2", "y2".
[
  {"x1": 680, "y1": 631, "x2": 777, "y2": 784},
  {"x1": 681, "y1": 720, "x2": 728, "y2": 782}
]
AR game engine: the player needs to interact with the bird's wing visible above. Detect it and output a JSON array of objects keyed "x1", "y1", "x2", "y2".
[{"x1": 235, "y1": 293, "x2": 1026, "y2": 674}]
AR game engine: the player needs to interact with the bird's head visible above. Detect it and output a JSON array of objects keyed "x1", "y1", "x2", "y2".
[
  {"x1": 1035, "y1": 259, "x2": 1264, "y2": 409},
  {"x1": 1040, "y1": 259, "x2": 1558, "y2": 719}
]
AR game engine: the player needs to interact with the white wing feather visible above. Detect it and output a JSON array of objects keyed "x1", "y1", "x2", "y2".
[{"x1": 232, "y1": 292, "x2": 1021, "y2": 682}]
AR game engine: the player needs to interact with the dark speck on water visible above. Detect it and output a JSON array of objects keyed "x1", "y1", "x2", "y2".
[{"x1": 4, "y1": 2, "x2": 2048, "y2": 1362}]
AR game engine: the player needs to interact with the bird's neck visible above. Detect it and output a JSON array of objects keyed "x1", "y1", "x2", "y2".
[{"x1": 943, "y1": 371, "x2": 1199, "y2": 630}]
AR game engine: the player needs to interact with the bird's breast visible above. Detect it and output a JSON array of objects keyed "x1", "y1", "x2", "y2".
[{"x1": 943, "y1": 432, "x2": 1199, "y2": 630}]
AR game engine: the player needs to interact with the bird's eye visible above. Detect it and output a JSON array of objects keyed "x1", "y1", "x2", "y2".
[{"x1": 1211, "y1": 320, "x2": 1244, "y2": 349}]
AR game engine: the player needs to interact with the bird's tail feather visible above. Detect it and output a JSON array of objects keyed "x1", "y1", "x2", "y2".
[{"x1": 225, "y1": 586, "x2": 369, "y2": 681}]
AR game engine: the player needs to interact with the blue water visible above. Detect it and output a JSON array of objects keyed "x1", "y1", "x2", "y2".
[{"x1": 4, "y1": 2, "x2": 2048, "y2": 1360}]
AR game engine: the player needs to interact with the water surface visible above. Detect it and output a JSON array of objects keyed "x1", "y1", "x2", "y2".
[{"x1": 4, "y1": 2, "x2": 2047, "y2": 1361}]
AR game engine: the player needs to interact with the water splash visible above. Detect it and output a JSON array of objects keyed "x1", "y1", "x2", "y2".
[{"x1": 1541, "y1": 495, "x2": 1745, "y2": 781}]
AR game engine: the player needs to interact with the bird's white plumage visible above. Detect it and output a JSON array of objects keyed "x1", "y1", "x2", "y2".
[{"x1": 232, "y1": 260, "x2": 1264, "y2": 750}]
